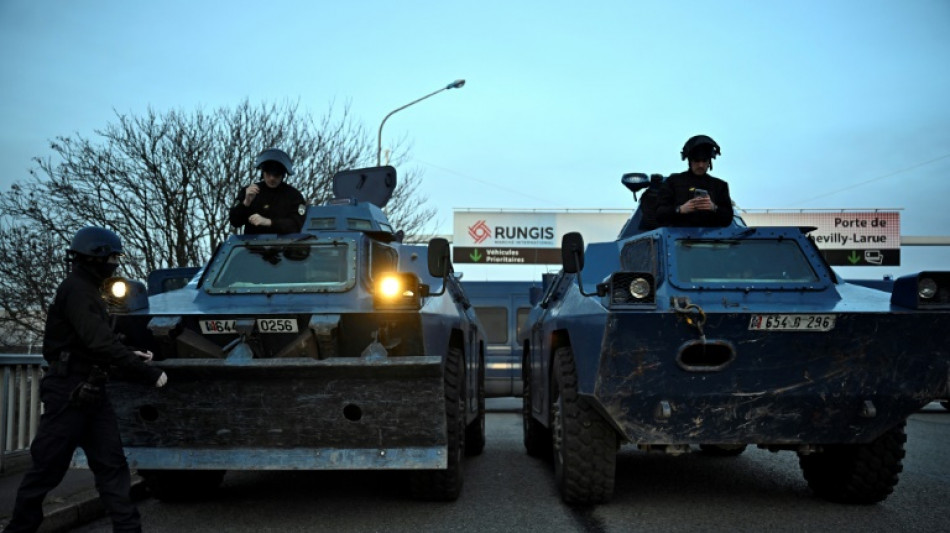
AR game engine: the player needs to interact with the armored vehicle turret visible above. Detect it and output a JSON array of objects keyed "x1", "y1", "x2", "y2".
[
  {"x1": 95, "y1": 166, "x2": 485, "y2": 501},
  {"x1": 521, "y1": 172, "x2": 950, "y2": 505}
]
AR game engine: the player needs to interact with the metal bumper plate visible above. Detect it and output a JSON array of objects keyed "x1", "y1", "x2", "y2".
[{"x1": 73, "y1": 446, "x2": 447, "y2": 470}]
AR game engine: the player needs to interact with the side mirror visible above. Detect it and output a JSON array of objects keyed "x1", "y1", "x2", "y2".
[
  {"x1": 427, "y1": 238, "x2": 451, "y2": 278},
  {"x1": 561, "y1": 232, "x2": 598, "y2": 298},
  {"x1": 561, "y1": 232, "x2": 585, "y2": 274}
]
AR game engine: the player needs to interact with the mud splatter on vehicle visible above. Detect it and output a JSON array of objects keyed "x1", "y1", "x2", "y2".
[{"x1": 521, "y1": 172, "x2": 950, "y2": 505}]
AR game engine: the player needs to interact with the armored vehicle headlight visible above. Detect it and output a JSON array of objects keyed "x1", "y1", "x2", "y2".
[
  {"x1": 918, "y1": 277, "x2": 937, "y2": 299},
  {"x1": 374, "y1": 272, "x2": 423, "y2": 309},
  {"x1": 101, "y1": 277, "x2": 149, "y2": 313},
  {"x1": 891, "y1": 271, "x2": 950, "y2": 309},
  {"x1": 379, "y1": 275, "x2": 406, "y2": 298},
  {"x1": 102, "y1": 277, "x2": 129, "y2": 304},
  {"x1": 110, "y1": 279, "x2": 128, "y2": 299},
  {"x1": 607, "y1": 272, "x2": 655, "y2": 306},
  {"x1": 629, "y1": 277, "x2": 652, "y2": 299}
]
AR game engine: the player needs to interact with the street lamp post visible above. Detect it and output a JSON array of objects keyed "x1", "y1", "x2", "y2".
[{"x1": 377, "y1": 79, "x2": 465, "y2": 166}]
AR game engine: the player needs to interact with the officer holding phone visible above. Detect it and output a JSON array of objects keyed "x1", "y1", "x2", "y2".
[{"x1": 656, "y1": 135, "x2": 734, "y2": 227}]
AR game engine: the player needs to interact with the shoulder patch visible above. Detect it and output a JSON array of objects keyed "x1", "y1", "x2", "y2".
[{"x1": 298, "y1": 204, "x2": 306, "y2": 216}]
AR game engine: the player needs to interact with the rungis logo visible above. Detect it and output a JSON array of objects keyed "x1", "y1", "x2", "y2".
[{"x1": 468, "y1": 220, "x2": 491, "y2": 244}]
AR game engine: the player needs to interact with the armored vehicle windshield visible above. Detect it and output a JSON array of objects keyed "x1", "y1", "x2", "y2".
[
  {"x1": 671, "y1": 239, "x2": 819, "y2": 284},
  {"x1": 205, "y1": 240, "x2": 355, "y2": 293}
]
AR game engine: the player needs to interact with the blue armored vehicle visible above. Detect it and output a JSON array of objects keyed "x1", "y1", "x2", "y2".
[
  {"x1": 520, "y1": 172, "x2": 950, "y2": 505},
  {"x1": 100, "y1": 166, "x2": 485, "y2": 501}
]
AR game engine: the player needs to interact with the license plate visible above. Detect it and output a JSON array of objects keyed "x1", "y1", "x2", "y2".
[
  {"x1": 256, "y1": 318, "x2": 298, "y2": 333},
  {"x1": 748, "y1": 314, "x2": 835, "y2": 331},
  {"x1": 199, "y1": 318, "x2": 299, "y2": 334}
]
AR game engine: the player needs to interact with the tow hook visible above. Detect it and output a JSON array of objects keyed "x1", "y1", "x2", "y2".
[{"x1": 672, "y1": 296, "x2": 707, "y2": 342}]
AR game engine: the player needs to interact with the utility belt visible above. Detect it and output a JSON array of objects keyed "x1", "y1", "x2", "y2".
[
  {"x1": 47, "y1": 351, "x2": 109, "y2": 410},
  {"x1": 46, "y1": 350, "x2": 95, "y2": 378}
]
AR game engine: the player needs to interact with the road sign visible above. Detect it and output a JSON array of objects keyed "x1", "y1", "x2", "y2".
[
  {"x1": 451, "y1": 209, "x2": 905, "y2": 266},
  {"x1": 453, "y1": 247, "x2": 562, "y2": 265},
  {"x1": 821, "y1": 249, "x2": 900, "y2": 266},
  {"x1": 741, "y1": 210, "x2": 901, "y2": 266},
  {"x1": 453, "y1": 210, "x2": 629, "y2": 264}
]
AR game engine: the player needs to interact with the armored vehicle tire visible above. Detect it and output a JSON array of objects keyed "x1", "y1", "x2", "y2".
[
  {"x1": 523, "y1": 352, "x2": 552, "y2": 459},
  {"x1": 465, "y1": 348, "x2": 486, "y2": 456},
  {"x1": 408, "y1": 346, "x2": 465, "y2": 501},
  {"x1": 552, "y1": 346, "x2": 617, "y2": 505},
  {"x1": 799, "y1": 422, "x2": 907, "y2": 504},
  {"x1": 699, "y1": 444, "x2": 748, "y2": 456},
  {"x1": 139, "y1": 469, "x2": 226, "y2": 501}
]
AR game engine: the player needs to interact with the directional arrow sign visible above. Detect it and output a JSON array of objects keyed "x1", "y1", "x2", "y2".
[
  {"x1": 454, "y1": 247, "x2": 563, "y2": 264},
  {"x1": 821, "y1": 249, "x2": 900, "y2": 266}
]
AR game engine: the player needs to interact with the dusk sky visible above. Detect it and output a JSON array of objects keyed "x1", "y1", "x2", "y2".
[{"x1": 1, "y1": 0, "x2": 947, "y2": 279}]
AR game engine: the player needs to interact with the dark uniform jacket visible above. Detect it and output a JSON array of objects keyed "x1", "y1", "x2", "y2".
[
  {"x1": 228, "y1": 181, "x2": 306, "y2": 234},
  {"x1": 43, "y1": 264, "x2": 161, "y2": 385},
  {"x1": 655, "y1": 170, "x2": 734, "y2": 227}
]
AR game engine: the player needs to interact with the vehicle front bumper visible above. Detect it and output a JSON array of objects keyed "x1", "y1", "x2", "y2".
[{"x1": 591, "y1": 311, "x2": 949, "y2": 445}]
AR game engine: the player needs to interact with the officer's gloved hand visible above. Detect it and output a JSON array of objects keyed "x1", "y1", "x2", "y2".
[
  {"x1": 155, "y1": 372, "x2": 168, "y2": 388},
  {"x1": 135, "y1": 350, "x2": 154, "y2": 362}
]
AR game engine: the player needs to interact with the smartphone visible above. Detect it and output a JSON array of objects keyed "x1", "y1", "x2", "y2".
[{"x1": 693, "y1": 188, "x2": 709, "y2": 198}]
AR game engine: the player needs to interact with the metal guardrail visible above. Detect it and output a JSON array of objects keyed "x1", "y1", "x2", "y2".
[{"x1": 1, "y1": 354, "x2": 44, "y2": 472}]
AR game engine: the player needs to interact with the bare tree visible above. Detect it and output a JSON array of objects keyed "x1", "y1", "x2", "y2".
[
  {"x1": 0, "y1": 221, "x2": 64, "y2": 347},
  {"x1": 0, "y1": 99, "x2": 436, "y2": 280},
  {"x1": 0, "y1": 100, "x2": 438, "y2": 345}
]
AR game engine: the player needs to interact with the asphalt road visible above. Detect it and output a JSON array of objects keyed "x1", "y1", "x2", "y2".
[{"x1": 72, "y1": 399, "x2": 950, "y2": 533}]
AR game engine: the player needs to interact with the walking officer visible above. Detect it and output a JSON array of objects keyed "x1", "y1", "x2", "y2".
[
  {"x1": 4, "y1": 227, "x2": 167, "y2": 533},
  {"x1": 228, "y1": 148, "x2": 307, "y2": 234}
]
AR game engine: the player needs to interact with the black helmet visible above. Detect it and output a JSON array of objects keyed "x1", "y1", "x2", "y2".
[
  {"x1": 254, "y1": 148, "x2": 294, "y2": 176},
  {"x1": 680, "y1": 135, "x2": 721, "y2": 161},
  {"x1": 68, "y1": 226, "x2": 123, "y2": 258}
]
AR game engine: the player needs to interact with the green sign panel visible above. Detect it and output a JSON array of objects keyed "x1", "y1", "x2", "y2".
[
  {"x1": 821, "y1": 249, "x2": 900, "y2": 266},
  {"x1": 453, "y1": 247, "x2": 562, "y2": 265}
]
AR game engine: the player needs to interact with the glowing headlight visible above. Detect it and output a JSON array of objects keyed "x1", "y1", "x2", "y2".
[
  {"x1": 376, "y1": 274, "x2": 416, "y2": 298},
  {"x1": 373, "y1": 272, "x2": 423, "y2": 310},
  {"x1": 628, "y1": 277, "x2": 652, "y2": 299},
  {"x1": 99, "y1": 276, "x2": 148, "y2": 313},
  {"x1": 918, "y1": 277, "x2": 937, "y2": 299},
  {"x1": 378, "y1": 275, "x2": 404, "y2": 298},
  {"x1": 110, "y1": 280, "x2": 128, "y2": 299}
]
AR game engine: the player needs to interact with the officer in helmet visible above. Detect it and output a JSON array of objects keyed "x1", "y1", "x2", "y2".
[
  {"x1": 656, "y1": 135, "x2": 734, "y2": 227},
  {"x1": 228, "y1": 148, "x2": 307, "y2": 234},
  {"x1": 5, "y1": 227, "x2": 166, "y2": 533}
]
